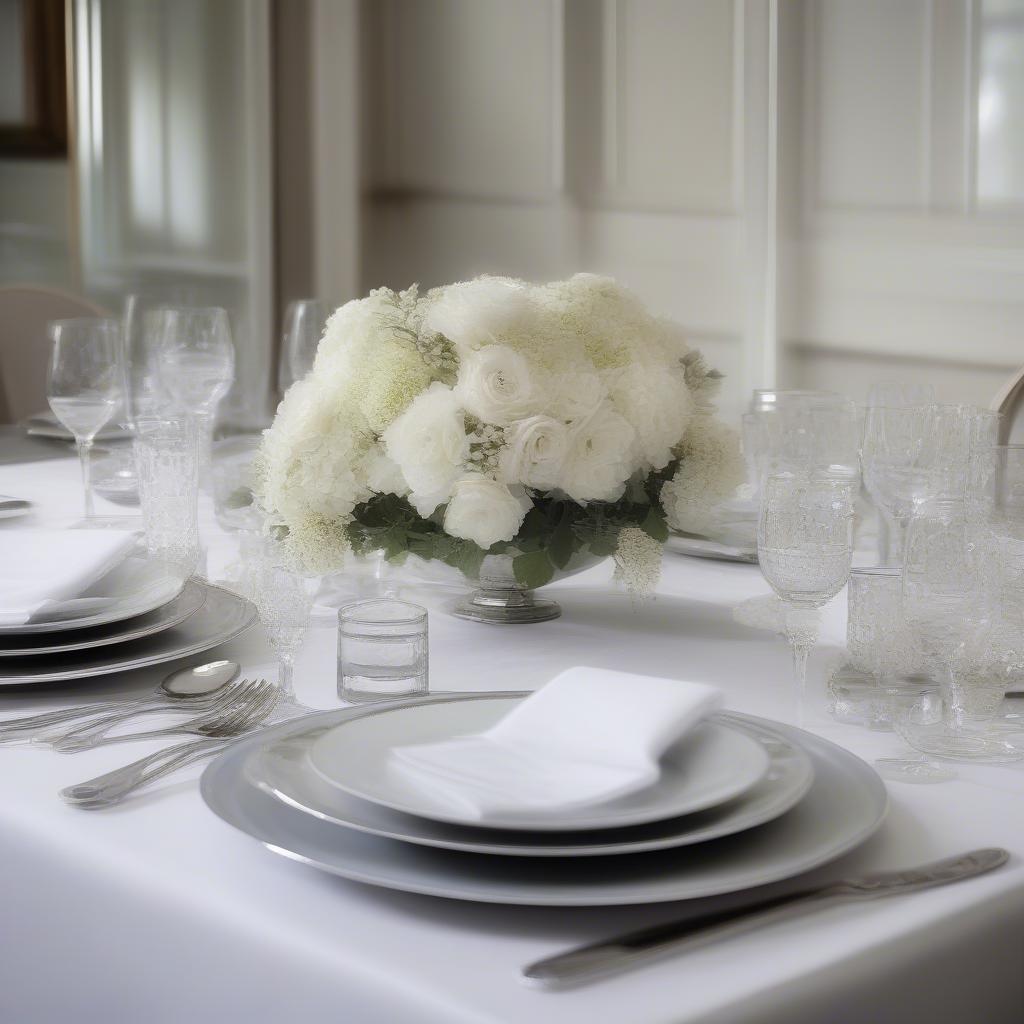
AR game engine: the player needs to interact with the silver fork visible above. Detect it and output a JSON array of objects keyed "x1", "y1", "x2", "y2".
[
  {"x1": 61, "y1": 680, "x2": 281, "y2": 808},
  {"x1": 43, "y1": 679, "x2": 261, "y2": 752}
]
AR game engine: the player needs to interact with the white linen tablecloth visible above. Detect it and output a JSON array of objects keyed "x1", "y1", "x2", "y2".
[{"x1": 1, "y1": 451, "x2": 1023, "y2": 1024}]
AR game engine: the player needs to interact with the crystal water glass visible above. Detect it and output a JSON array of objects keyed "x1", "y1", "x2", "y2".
[
  {"x1": 338, "y1": 600, "x2": 428, "y2": 702},
  {"x1": 847, "y1": 567, "x2": 918, "y2": 683},
  {"x1": 47, "y1": 318, "x2": 122, "y2": 520},
  {"x1": 757, "y1": 473, "x2": 855, "y2": 723},
  {"x1": 898, "y1": 496, "x2": 1020, "y2": 761},
  {"x1": 133, "y1": 417, "x2": 201, "y2": 579},
  {"x1": 278, "y1": 299, "x2": 327, "y2": 395},
  {"x1": 155, "y1": 307, "x2": 235, "y2": 485},
  {"x1": 251, "y1": 540, "x2": 317, "y2": 704}
]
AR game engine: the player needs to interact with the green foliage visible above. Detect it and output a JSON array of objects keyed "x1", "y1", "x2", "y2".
[{"x1": 344, "y1": 460, "x2": 680, "y2": 583}]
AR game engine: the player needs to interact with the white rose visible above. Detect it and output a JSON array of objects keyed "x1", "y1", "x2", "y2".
[
  {"x1": 423, "y1": 278, "x2": 533, "y2": 354},
  {"x1": 546, "y1": 371, "x2": 605, "y2": 422},
  {"x1": 561, "y1": 403, "x2": 637, "y2": 503},
  {"x1": 359, "y1": 449, "x2": 408, "y2": 496},
  {"x1": 499, "y1": 415, "x2": 570, "y2": 490},
  {"x1": 444, "y1": 474, "x2": 529, "y2": 549},
  {"x1": 382, "y1": 383, "x2": 468, "y2": 515},
  {"x1": 455, "y1": 345, "x2": 542, "y2": 425}
]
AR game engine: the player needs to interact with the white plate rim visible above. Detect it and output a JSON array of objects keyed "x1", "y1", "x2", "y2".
[
  {"x1": 306, "y1": 699, "x2": 772, "y2": 831},
  {"x1": 201, "y1": 697, "x2": 889, "y2": 906},
  {"x1": 0, "y1": 582, "x2": 257, "y2": 685},
  {"x1": 249, "y1": 711, "x2": 815, "y2": 856},
  {"x1": 0, "y1": 580, "x2": 207, "y2": 657}
]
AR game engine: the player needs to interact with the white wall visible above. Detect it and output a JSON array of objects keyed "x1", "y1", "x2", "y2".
[
  {"x1": 312, "y1": 0, "x2": 1024, "y2": 423},
  {"x1": 0, "y1": 160, "x2": 72, "y2": 288}
]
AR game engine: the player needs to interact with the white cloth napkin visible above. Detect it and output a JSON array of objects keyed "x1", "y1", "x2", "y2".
[
  {"x1": 0, "y1": 530, "x2": 138, "y2": 625},
  {"x1": 390, "y1": 667, "x2": 723, "y2": 822}
]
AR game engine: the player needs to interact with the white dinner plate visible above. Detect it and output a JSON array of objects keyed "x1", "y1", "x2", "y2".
[
  {"x1": 202, "y1": 698, "x2": 888, "y2": 906},
  {"x1": 249, "y1": 705, "x2": 814, "y2": 856},
  {"x1": 307, "y1": 698, "x2": 772, "y2": 831},
  {"x1": 0, "y1": 554, "x2": 183, "y2": 636},
  {"x1": 0, "y1": 582, "x2": 256, "y2": 686},
  {"x1": 0, "y1": 580, "x2": 206, "y2": 657}
]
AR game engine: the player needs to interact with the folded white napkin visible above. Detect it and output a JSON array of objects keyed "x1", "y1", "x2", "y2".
[
  {"x1": 0, "y1": 530, "x2": 138, "y2": 626},
  {"x1": 390, "y1": 667, "x2": 723, "y2": 822}
]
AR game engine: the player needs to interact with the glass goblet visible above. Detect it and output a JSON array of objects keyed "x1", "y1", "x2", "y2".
[
  {"x1": 251, "y1": 541, "x2": 317, "y2": 706},
  {"x1": 757, "y1": 473, "x2": 855, "y2": 724},
  {"x1": 47, "y1": 318, "x2": 122, "y2": 520},
  {"x1": 278, "y1": 299, "x2": 327, "y2": 396}
]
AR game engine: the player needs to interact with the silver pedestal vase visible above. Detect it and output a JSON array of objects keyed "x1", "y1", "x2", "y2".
[{"x1": 452, "y1": 552, "x2": 606, "y2": 625}]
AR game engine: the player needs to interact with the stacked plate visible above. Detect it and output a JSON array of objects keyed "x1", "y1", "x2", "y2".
[
  {"x1": 201, "y1": 692, "x2": 888, "y2": 906},
  {"x1": 0, "y1": 556, "x2": 257, "y2": 686}
]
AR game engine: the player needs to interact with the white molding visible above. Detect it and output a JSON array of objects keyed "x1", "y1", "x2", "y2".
[
  {"x1": 601, "y1": 0, "x2": 620, "y2": 188},
  {"x1": 311, "y1": 0, "x2": 361, "y2": 306},
  {"x1": 549, "y1": 0, "x2": 566, "y2": 193}
]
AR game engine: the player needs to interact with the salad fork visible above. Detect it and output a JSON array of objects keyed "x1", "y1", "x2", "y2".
[{"x1": 61, "y1": 679, "x2": 281, "y2": 808}]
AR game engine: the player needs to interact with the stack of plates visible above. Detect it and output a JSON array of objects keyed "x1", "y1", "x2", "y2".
[
  {"x1": 202, "y1": 692, "x2": 887, "y2": 906},
  {"x1": 0, "y1": 559, "x2": 257, "y2": 686}
]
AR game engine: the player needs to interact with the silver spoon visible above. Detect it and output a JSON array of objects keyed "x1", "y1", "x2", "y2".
[{"x1": 0, "y1": 661, "x2": 240, "y2": 741}]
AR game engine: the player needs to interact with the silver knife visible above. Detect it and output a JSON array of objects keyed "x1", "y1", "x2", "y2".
[
  {"x1": 522, "y1": 848, "x2": 1009, "y2": 988},
  {"x1": 0, "y1": 495, "x2": 30, "y2": 512}
]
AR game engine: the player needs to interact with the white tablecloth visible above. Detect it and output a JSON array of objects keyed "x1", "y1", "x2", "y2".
[{"x1": 1, "y1": 451, "x2": 1023, "y2": 1024}]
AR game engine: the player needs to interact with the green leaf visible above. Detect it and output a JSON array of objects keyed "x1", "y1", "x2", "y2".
[
  {"x1": 512, "y1": 549, "x2": 555, "y2": 589},
  {"x1": 548, "y1": 513, "x2": 575, "y2": 569},
  {"x1": 639, "y1": 506, "x2": 670, "y2": 543},
  {"x1": 588, "y1": 532, "x2": 619, "y2": 557}
]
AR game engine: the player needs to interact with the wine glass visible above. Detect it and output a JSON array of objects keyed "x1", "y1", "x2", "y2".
[
  {"x1": 757, "y1": 473, "x2": 855, "y2": 724},
  {"x1": 278, "y1": 299, "x2": 327, "y2": 396},
  {"x1": 155, "y1": 307, "x2": 235, "y2": 484},
  {"x1": 47, "y1": 318, "x2": 122, "y2": 520},
  {"x1": 897, "y1": 496, "x2": 1021, "y2": 762},
  {"x1": 251, "y1": 539, "x2": 317, "y2": 707}
]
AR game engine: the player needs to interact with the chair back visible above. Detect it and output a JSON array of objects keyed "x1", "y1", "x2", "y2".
[{"x1": 0, "y1": 285, "x2": 108, "y2": 424}]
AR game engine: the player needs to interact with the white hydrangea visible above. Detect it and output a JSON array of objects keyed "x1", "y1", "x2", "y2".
[
  {"x1": 422, "y1": 276, "x2": 534, "y2": 355},
  {"x1": 661, "y1": 415, "x2": 746, "y2": 536},
  {"x1": 605, "y1": 363, "x2": 693, "y2": 472}
]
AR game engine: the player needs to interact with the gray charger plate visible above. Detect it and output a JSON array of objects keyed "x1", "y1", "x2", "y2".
[
  {"x1": 202, "y1": 694, "x2": 888, "y2": 906},
  {"x1": 249, "y1": 709, "x2": 814, "y2": 856},
  {"x1": 0, "y1": 582, "x2": 256, "y2": 685},
  {"x1": 0, "y1": 580, "x2": 206, "y2": 657}
]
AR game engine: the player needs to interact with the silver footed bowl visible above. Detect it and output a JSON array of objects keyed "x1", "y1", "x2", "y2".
[{"x1": 401, "y1": 550, "x2": 607, "y2": 624}]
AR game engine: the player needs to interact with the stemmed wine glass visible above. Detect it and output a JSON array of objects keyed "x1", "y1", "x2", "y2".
[
  {"x1": 251, "y1": 538, "x2": 317, "y2": 707},
  {"x1": 278, "y1": 299, "x2": 327, "y2": 396},
  {"x1": 155, "y1": 307, "x2": 235, "y2": 484},
  {"x1": 757, "y1": 473, "x2": 855, "y2": 724},
  {"x1": 47, "y1": 318, "x2": 122, "y2": 520}
]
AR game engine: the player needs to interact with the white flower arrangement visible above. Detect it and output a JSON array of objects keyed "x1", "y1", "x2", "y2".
[{"x1": 257, "y1": 274, "x2": 744, "y2": 590}]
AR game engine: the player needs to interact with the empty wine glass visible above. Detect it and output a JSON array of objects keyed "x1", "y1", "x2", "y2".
[
  {"x1": 251, "y1": 539, "x2": 317, "y2": 707},
  {"x1": 898, "y1": 496, "x2": 1021, "y2": 762},
  {"x1": 155, "y1": 307, "x2": 235, "y2": 484},
  {"x1": 47, "y1": 318, "x2": 122, "y2": 519},
  {"x1": 278, "y1": 299, "x2": 327, "y2": 395},
  {"x1": 757, "y1": 473, "x2": 855, "y2": 724}
]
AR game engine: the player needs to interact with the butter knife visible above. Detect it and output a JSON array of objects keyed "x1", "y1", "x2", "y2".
[
  {"x1": 523, "y1": 848, "x2": 1009, "y2": 988},
  {"x1": 0, "y1": 494, "x2": 30, "y2": 514}
]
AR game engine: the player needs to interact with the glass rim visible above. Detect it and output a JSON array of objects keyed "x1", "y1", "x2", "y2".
[
  {"x1": 338, "y1": 599, "x2": 427, "y2": 626},
  {"x1": 48, "y1": 316, "x2": 121, "y2": 333},
  {"x1": 850, "y1": 566, "x2": 902, "y2": 577}
]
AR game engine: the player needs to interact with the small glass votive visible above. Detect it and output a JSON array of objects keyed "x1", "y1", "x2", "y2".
[
  {"x1": 134, "y1": 416, "x2": 201, "y2": 578},
  {"x1": 338, "y1": 599, "x2": 428, "y2": 702}
]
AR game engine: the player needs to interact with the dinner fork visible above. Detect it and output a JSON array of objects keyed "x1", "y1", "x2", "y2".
[
  {"x1": 61, "y1": 679, "x2": 280, "y2": 808},
  {"x1": 43, "y1": 678, "x2": 264, "y2": 752}
]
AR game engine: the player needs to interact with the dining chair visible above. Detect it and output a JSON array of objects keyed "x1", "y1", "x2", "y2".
[
  {"x1": 991, "y1": 364, "x2": 1024, "y2": 444},
  {"x1": 0, "y1": 284, "x2": 109, "y2": 424}
]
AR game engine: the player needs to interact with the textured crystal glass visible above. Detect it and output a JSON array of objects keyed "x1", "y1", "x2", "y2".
[
  {"x1": 251, "y1": 540, "x2": 317, "y2": 703},
  {"x1": 338, "y1": 600, "x2": 428, "y2": 702},
  {"x1": 898, "y1": 496, "x2": 1021, "y2": 761},
  {"x1": 133, "y1": 417, "x2": 200, "y2": 578},
  {"x1": 757, "y1": 473, "x2": 855, "y2": 722},
  {"x1": 847, "y1": 567, "x2": 918, "y2": 683},
  {"x1": 47, "y1": 318, "x2": 122, "y2": 519}
]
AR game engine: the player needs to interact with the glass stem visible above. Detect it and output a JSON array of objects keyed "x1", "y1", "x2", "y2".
[
  {"x1": 882, "y1": 512, "x2": 908, "y2": 566},
  {"x1": 78, "y1": 439, "x2": 95, "y2": 518},
  {"x1": 784, "y1": 604, "x2": 820, "y2": 727},
  {"x1": 942, "y1": 667, "x2": 966, "y2": 732},
  {"x1": 277, "y1": 652, "x2": 295, "y2": 702},
  {"x1": 195, "y1": 411, "x2": 215, "y2": 491}
]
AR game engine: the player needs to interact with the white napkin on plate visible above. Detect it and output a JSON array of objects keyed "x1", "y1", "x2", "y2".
[
  {"x1": 389, "y1": 667, "x2": 723, "y2": 821},
  {"x1": 0, "y1": 530, "x2": 138, "y2": 625}
]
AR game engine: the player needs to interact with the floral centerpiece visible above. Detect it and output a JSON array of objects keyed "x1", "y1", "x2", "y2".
[{"x1": 256, "y1": 274, "x2": 743, "y2": 622}]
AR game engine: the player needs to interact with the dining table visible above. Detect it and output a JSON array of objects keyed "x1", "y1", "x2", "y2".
[{"x1": 1, "y1": 437, "x2": 1023, "y2": 1024}]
